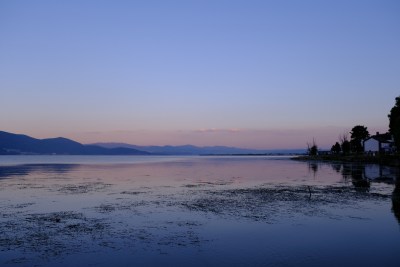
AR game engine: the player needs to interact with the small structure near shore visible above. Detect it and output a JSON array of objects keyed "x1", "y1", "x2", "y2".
[{"x1": 363, "y1": 132, "x2": 394, "y2": 154}]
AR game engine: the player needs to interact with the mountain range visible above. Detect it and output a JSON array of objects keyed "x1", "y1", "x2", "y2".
[
  {"x1": 0, "y1": 130, "x2": 305, "y2": 155},
  {"x1": 92, "y1": 143, "x2": 305, "y2": 155},
  {"x1": 0, "y1": 131, "x2": 149, "y2": 155}
]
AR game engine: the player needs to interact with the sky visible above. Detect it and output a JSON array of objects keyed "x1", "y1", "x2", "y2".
[{"x1": 1, "y1": 0, "x2": 399, "y2": 149}]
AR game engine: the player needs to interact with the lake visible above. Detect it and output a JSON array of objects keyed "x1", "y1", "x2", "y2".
[{"x1": 0, "y1": 155, "x2": 399, "y2": 266}]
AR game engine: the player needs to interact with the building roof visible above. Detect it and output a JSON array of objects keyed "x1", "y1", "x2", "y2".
[{"x1": 364, "y1": 133, "x2": 393, "y2": 143}]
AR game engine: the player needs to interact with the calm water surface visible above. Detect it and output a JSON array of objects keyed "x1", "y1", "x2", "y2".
[{"x1": 0, "y1": 155, "x2": 399, "y2": 266}]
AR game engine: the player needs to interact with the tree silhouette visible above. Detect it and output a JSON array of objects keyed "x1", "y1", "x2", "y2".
[
  {"x1": 331, "y1": 142, "x2": 341, "y2": 154},
  {"x1": 341, "y1": 140, "x2": 351, "y2": 155},
  {"x1": 307, "y1": 139, "x2": 318, "y2": 156},
  {"x1": 339, "y1": 133, "x2": 351, "y2": 155},
  {"x1": 350, "y1": 125, "x2": 370, "y2": 153},
  {"x1": 388, "y1": 96, "x2": 400, "y2": 152}
]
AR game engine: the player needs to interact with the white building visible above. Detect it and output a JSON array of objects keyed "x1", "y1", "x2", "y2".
[{"x1": 363, "y1": 132, "x2": 394, "y2": 153}]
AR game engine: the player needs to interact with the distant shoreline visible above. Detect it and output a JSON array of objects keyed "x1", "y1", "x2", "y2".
[{"x1": 200, "y1": 153, "x2": 302, "y2": 156}]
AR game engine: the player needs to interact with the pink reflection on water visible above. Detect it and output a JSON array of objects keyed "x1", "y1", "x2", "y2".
[{"x1": 0, "y1": 156, "x2": 399, "y2": 267}]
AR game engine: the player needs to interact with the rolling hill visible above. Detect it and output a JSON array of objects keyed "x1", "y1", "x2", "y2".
[
  {"x1": 93, "y1": 142, "x2": 305, "y2": 155},
  {"x1": 0, "y1": 131, "x2": 149, "y2": 155}
]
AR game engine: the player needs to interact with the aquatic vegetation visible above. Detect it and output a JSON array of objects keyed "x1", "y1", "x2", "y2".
[
  {"x1": 181, "y1": 185, "x2": 390, "y2": 222},
  {"x1": 0, "y1": 157, "x2": 398, "y2": 266}
]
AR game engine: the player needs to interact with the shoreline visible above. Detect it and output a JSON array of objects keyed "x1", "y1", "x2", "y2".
[{"x1": 291, "y1": 154, "x2": 400, "y2": 167}]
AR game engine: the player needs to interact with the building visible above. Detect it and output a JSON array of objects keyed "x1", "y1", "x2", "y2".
[{"x1": 363, "y1": 132, "x2": 394, "y2": 153}]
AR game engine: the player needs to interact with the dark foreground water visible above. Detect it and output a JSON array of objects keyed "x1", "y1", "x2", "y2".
[{"x1": 0, "y1": 155, "x2": 399, "y2": 267}]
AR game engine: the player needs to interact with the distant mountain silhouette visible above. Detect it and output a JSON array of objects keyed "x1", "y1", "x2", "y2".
[
  {"x1": 92, "y1": 142, "x2": 305, "y2": 155},
  {"x1": 0, "y1": 131, "x2": 149, "y2": 155}
]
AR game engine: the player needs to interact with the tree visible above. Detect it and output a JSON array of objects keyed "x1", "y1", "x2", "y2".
[
  {"x1": 388, "y1": 96, "x2": 400, "y2": 151},
  {"x1": 339, "y1": 133, "x2": 351, "y2": 155},
  {"x1": 331, "y1": 142, "x2": 341, "y2": 154},
  {"x1": 350, "y1": 125, "x2": 370, "y2": 153},
  {"x1": 342, "y1": 140, "x2": 351, "y2": 155},
  {"x1": 307, "y1": 138, "x2": 318, "y2": 156}
]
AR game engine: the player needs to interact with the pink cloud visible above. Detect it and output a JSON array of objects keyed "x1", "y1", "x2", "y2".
[{"x1": 195, "y1": 128, "x2": 241, "y2": 134}]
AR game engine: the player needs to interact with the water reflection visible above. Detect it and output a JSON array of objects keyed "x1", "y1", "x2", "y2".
[
  {"x1": 331, "y1": 163, "x2": 342, "y2": 173},
  {"x1": 0, "y1": 157, "x2": 400, "y2": 266},
  {"x1": 316, "y1": 161, "x2": 400, "y2": 223},
  {"x1": 347, "y1": 165, "x2": 370, "y2": 192},
  {"x1": 308, "y1": 162, "x2": 318, "y2": 177},
  {"x1": 317, "y1": 162, "x2": 398, "y2": 185},
  {"x1": 392, "y1": 178, "x2": 400, "y2": 224},
  {"x1": 0, "y1": 164, "x2": 78, "y2": 179}
]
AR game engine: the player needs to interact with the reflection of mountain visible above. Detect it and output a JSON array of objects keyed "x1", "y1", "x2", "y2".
[
  {"x1": 0, "y1": 164, "x2": 78, "y2": 179},
  {"x1": 0, "y1": 131, "x2": 149, "y2": 155}
]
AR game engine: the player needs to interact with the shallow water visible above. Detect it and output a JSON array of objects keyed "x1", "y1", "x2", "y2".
[{"x1": 0, "y1": 155, "x2": 399, "y2": 266}]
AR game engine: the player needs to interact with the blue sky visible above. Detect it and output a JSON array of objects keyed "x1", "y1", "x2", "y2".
[{"x1": 1, "y1": 0, "x2": 399, "y2": 149}]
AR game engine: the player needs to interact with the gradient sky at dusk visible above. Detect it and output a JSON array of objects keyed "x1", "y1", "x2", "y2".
[{"x1": 1, "y1": 0, "x2": 399, "y2": 149}]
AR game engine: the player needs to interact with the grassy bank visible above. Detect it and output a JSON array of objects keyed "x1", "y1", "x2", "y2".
[{"x1": 292, "y1": 154, "x2": 400, "y2": 167}]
